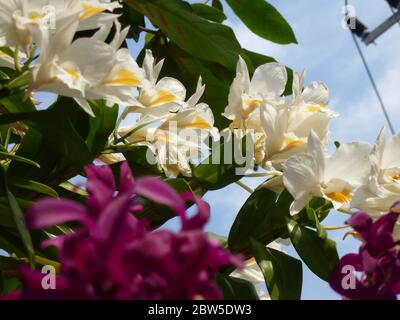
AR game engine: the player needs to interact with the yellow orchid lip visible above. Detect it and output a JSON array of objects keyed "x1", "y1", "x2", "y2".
[
  {"x1": 391, "y1": 174, "x2": 400, "y2": 181},
  {"x1": 29, "y1": 12, "x2": 45, "y2": 20},
  {"x1": 64, "y1": 68, "x2": 82, "y2": 80},
  {"x1": 80, "y1": 4, "x2": 105, "y2": 21},
  {"x1": 148, "y1": 90, "x2": 177, "y2": 107},
  {"x1": 103, "y1": 69, "x2": 141, "y2": 87},
  {"x1": 179, "y1": 117, "x2": 212, "y2": 129},
  {"x1": 282, "y1": 136, "x2": 305, "y2": 152},
  {"x1": 325, "y1": 188, "x2": 351, "y2": 203}
]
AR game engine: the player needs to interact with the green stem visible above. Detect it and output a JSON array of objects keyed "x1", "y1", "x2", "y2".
[
  {"x1": 14, "y1": 46, "x2": 21, "y2": 72},
  {"x1": 322, "y1": 224, "x2": 350, "y2": 231},
  {"x1": 337, "y1": 208, "x2": 354, "y2": 215},
  {"x1": 235, "y1": 180, "x2": 254, "y2": 194}
]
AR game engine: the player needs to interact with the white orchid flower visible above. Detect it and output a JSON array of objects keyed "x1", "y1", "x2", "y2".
[
  {"x1": 120, "y1": 50, "x2": 189, "y2": 119},
  {"x1": 292, "y1": 70, "x2": 338, "y2": 118},
  {"x1": 283, "y1": 131, "x2": 372, "y2": 215},
  {"x1": 260, "y1": 101, "x2": 331, "y2": 168},
  {"x1": 223, "y1": 56, "x2": 287, "y2": 131},
  {"x1": 78, "y1": 0, "x2": 122, "y2": 30},
  {"x1": 352, "y1": 128, "x2": 400, "y2": 215},
  {"x1": 118, "y1": 104, "x2": 216, "y2": 178},
  {"x1": 31, "y1": 18, "x2": 146, "y2": 115},
  {"x1": 0, "y1": 0, "x2": 121, "y2": 54}
]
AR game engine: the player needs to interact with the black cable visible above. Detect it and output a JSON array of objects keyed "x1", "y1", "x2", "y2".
[{"x1": 344, "y1": 0, "x2": 396, "y2": 134}]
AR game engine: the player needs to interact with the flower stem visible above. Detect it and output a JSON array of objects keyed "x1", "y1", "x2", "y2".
[
  {"x1": 235, "y1": 181, "x2": 254, "y2": 194},
  {"x1": 337, "y1": 208, "x2": 354, "y2": 215},
  {"x1": 322, "y1": 224, "x2": 350, "y2": 231},
  {"x1": 14, "y1": 46, "x2": 21, "y2": 72}
]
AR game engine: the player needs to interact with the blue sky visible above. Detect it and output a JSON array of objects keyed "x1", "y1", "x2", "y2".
[{"x1": 128, "y1": 0, "x2": 400, "y2": 300}]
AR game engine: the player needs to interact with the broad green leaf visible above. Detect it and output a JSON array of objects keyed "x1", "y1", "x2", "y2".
[
  {"x1": 6, "y1": 128, "x2": 60, "y2": 183},
  {"x1": 0, "y1": 166, "x2": 35, "y2": 265},
  {"x1": 191, "y1": 3, "x2": 227, "y2": 23},
  {"x1": 0, "y1": 151, "x2": 40, "y2": 168},
  {"x1": 0, "y1": 256, "x2": 27, "y2": 280},
  {"x1": 192, "y1": 146, "x2": 241, "y2": 191},
  {"x1": 286, "y1": 218, "x2": 339, "y2": 281},
  {"x1": 123, "y1": 146, "x2": 162, "y2": 178},
  {"x1": 215, "y1": 274, "x2": 260, "y2": 300},
  {"x1": 251, "y1": 238, "x2": 302, "y2": 300},
  {"x1": 228, "y1": 189, "x2": 292, "y2": 257},
  {"x1": 0, "y1": 278, "x2": 21, "y2": 295},
  {"x1": 0, "y1": 99, "x2": 92, "y2": 166},
  {"x1": 0, "y1": 203, "x2": 17, "y2": 228},
  {"x1": 7, "y1": 176, "x2": 58, "y2": 198},
  {"x1": 295, "y1": 197, "x2": 333, "y2": 227},
  {"x1": 0, "y1": 92, "x2": 36, "y2": 113},
  {"x1": 86, "y1": 100, "x2": 118, "y2": 155},
  {"x1": 127, "y1": 0, "x2": 241, "y2": 70},
  {"x1": 212, "y1": 0, "x2": 224, "y2": 11},
  {"x1": 7, "y1": 191, "x2": 35, "y2": 266},
  {"x1": 0, "y1": 226, "x2": 26, "y2": 257},
  {"x1": 226, "y1": 0, "x2": 297, "y2": 44}
]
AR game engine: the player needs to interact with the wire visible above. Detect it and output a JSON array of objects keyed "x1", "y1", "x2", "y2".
[{"x1": 344, "y1": 0, "x2": 396, "y2": 134}]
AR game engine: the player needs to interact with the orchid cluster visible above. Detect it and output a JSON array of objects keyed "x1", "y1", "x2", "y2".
[
  {"x1": 0, "y1": 0, "x2": 217, "y2": 178},
  {"x1": 329, "y1": 203, "x2": 400, "y2": 300},
  {"x1": 222, "y1": 58, "x2": 400, "y2": 236},
  {"x1": 5, "y1": 162, "x2": 240, "y2": 300},
  {"x1": 223, "y1": 57, "x2": 335, "y2": 167}
]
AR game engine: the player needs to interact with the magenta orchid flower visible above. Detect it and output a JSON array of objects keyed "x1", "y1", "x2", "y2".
[
  {"x1": 329, "y1": 202, "x2": 400, "y2": 300},
  {"x1": 7, "y1": 162, "x2": 241, "y2": 300}
]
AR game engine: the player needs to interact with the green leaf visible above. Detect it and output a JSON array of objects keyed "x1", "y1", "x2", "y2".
[
  {"x1": 226, "y1": 0, "x2": 297, "y2": 44},
  {"x1": 86, "y1": 100, "x2": 118, "y2": 155},
  {"x1": 7, "y1": 176, "x2": 58, "y2": 198},
  {"x1": 212, "y1": 0, "x2": 224, "y2": 11},
  {"x1": 0, "y1": 98, "x2": 92, "y2": 166},
  {"x1": 215, "y1": 274, "x2": 259, "y2": 300},
  {"x1": 191, "y1": 3, "x2": 227, "y2": 23},
  {"x1": 123, "y1": 146, "x2": 162, "y2": 178},
  {"x1": 0, "y1": 151, "x2": 40, "y2": 168},
  {"x1": 0, "y1": 278, "x2": 21, "y2": 295},
  {"x1": 192, "y1": 134, "x2": 252, "y2": 191},
  {"x1": 286, "y1": 218, "x2": 339, "y2": 281},
  {"x1": 127, "y1": 0, "x2": 241, "y2": 70},
  {"x1": 251, "y1": 238, "x2": 302, "y2": 300},
  {"x1": 0, "y1": 203, "x2": 17, "y2": 228},
  {"x1": 7, "y1": 192, "x2": 35, "y2": 266},
  {"x1": 0, "y1": 93, "x2": 36, "y2": 113},
  {"x1": 228, "y1": 189, "x2": 292, "y2": 257},
  {"x1": 0, "y1": 166, "x2": 35, "y2": 265},
  {"x1": 306, "y1": 207, "x2": 327, "y2": 239}
]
